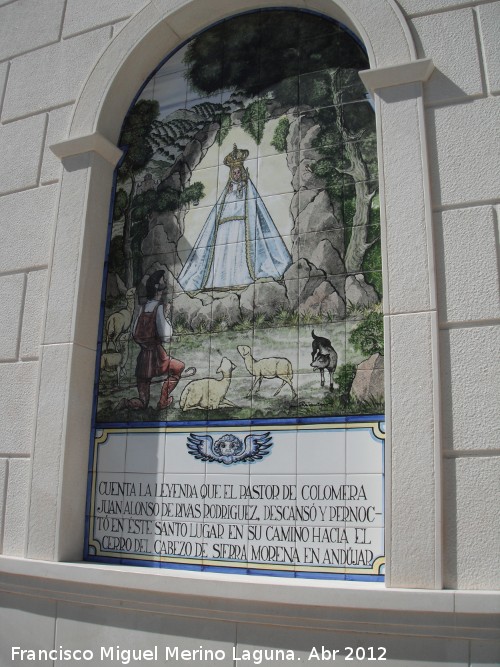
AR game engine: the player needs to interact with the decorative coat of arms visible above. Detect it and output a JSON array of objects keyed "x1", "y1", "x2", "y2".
[{"x1": 187, "y1": 432, "x2": 273, "y2": 465}]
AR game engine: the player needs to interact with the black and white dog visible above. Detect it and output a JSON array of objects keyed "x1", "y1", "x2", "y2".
[{"x1": 310, "y1": 330, "x2": 338, "y2": 392}]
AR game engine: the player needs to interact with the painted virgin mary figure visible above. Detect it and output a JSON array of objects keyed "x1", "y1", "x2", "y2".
[{"x1": 177, "y1": 144, "x2": 292, "y2": 291}]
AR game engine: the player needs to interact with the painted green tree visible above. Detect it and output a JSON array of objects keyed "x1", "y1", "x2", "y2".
[
  {"x1": 116, "y1": 100, "x2": 159, "y2": 288},
  {"x1": 114, "y1": 101, "x2": 212, "y2": 286}
]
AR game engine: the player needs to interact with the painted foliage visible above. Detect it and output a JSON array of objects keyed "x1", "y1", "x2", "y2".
[{"x1": 97, "y1": 9, "x2": 383, "y2": 425}]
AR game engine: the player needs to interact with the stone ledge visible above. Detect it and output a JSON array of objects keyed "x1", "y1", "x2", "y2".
[
  {"x1": 50, "y1": 132, "x2": 123, "y2": 166},
  {"x1": 360, "y1": 58, "x2": 435, "y2": 91},
  {"x1": 0, "y1": 557, "x2": 499, "y2": 640}
]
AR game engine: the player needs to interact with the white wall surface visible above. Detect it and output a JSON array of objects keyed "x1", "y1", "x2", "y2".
[{"x1": 0, "y1": 0, "x2": 499, "y2": 662}]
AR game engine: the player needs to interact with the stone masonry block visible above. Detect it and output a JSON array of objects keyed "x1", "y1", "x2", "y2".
[
  {"x1": 55, "y1": 602, "x2": 237, "y2": 660},
  {"x1": 3, "y1": 458, "x2": 30, "y2": 556},
  {"x1": 27, "y1": 343, "x2": 71, "y2": 559},
  {"x1": 0, "y1": 0, "x2": 65, "y2": 61},
  {"x1": 3, "y1": 27, "x2": 111, "y2": 121},
  {"x1": 43, "y1": 153, "x2": 114, "y2": 348},
  {"x1": 379, "y1": 83, "x2": 430, "y2": 314},
  {"x1": 478, "y1": 2, "x2": 500, "y2": 95},
  {"x1": 470, "y1": 641, "x2": 500, "y2": 667},
  {"x1": 237, "y1": 624, "x2": 469, "y2": 665},
  {"x1": 427, "y1": 97, "x2": 500, "y2": 206},
  {"x1": 63, "y1": 0, "x2": 148, "y2": 37},
  {"x1": 398, "y1": 0, "x2": 488, "y2": 16},
  {"x1": 0, "y1": 114, "x2": 46, "y2": 194},
  {"x1": 20, "y1": 270, "x2": 48, "y2": 360},
  {"x1": 43, "y1": 155, "x2": 91, "y2": 345},
  {"x1": 388, "y1": 312, "x2": 436, "y2": 588},
  {"x1": 444, "y1": 457, "x2": 500, "y2": 589},
  {"x1": 412, "y1": 9, "x2": 483, "y2": 103},
  {"x1": 0, "y1": 593, "x2": 56, "y2": 666},
  {"x1": 0, "y1": 362, "x2": 38, "y2": 456},
  {"x1": 0, "y1": 273, "x2": 25, "y2": 361},
  {"x1": 435, "y1": 206, "x2": 500, "y2": 323},
  {"x1": 73, "y1": 156, "x2": 116, "y2": 350},
  {"x1": 440, "y1": 326, "x2": 500, "y2": 451},
  {"x1": 58, "y1": 344, "x2": 104, "y2": 560},
  {"x1": 0, "y1": 185, "x2": 57, "y2": 273},
  {"x1": 41, "y1": 105, "x2": 73, "y2": 184}
]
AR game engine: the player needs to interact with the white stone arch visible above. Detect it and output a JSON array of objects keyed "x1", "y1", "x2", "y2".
[
  {"x1": 67, "y1": 0, "x2": 416, "y2": 144},
  {"x1": 38, "y1": 0, "x2": 440, "y2": 589}
]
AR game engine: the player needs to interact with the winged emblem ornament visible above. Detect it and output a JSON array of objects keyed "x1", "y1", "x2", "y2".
[{"x1": 186, "y1": 432, "x2": 273, "y2": 465}]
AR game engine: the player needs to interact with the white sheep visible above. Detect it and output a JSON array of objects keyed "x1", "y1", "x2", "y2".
[
  {"x1": 100, "y1": 338, "x2": 129, "y2": 386},
  {"x1": 179, "y1": 357, "x2": 237, "y2": 411},
  {"x1": 237, "y1": 345, "x2": 297, "y2": 399},
  {"x1": 105, "y1": 287, "x2": 136, "y2": 351}
]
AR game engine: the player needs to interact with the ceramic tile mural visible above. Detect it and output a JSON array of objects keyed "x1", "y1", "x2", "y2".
[{"x1": 86, "y1": 10, "x2": 385, "y2": 580}]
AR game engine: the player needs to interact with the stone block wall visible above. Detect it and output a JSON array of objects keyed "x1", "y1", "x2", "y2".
[
  {"x1": 0, "y1": 0, "x2": 498, "y2": 586},
  {"x1": 402, "y1": 0, "x2": 500, "y2": 591}
]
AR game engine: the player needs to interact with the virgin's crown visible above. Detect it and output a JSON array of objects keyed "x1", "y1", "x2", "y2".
[{"x1": 224, "y1": 144, "x2": 249, "y2": 168}]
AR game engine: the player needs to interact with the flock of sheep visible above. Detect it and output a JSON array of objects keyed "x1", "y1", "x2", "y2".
[
  {"x1": 100, "y1": 290, "x2": 338, "y2": 413},
  {"x1": 179, "y1": 345, "x2": 296, "y2": 412}
]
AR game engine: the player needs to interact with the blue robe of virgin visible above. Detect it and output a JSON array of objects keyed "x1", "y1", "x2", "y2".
[{"x1": 177, "y1": 178, "x2": 292, "y2": 291}]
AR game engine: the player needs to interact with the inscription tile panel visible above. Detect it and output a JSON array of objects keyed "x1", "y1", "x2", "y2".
[{"x1": 87, "y1": 423, "x2": 384, "y2": 578}]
